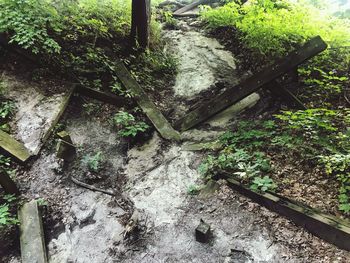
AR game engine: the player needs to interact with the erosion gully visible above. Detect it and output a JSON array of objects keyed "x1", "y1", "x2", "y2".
[{"x1": 5, "y1": 15, "x2": 350, "y2": 263}]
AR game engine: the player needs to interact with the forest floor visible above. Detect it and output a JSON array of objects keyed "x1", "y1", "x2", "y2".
[{"x1": 1, "y1": 10, "x2": 350, "y2": 263}]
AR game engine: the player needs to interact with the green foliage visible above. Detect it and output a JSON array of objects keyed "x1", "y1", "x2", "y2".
[
  {"x1": 201, "y1": 0, "x2": 350, "y2": 58},
  {"x1": 187, "y1": 185, "x2": 200, "y2": 195},
  {"x1": 83, "y1": 102, "x2": 100, "y2": 116},
  {"x1": 0, "y1": 0, "x2": 61, "y2": 54},
  {"x1": 319, "y1": 154, "x2": 350, "y2": 213},
  {"x1": 0, "y1": 0, "x2": 133, "y2": 55},
  {"x1": 160, "y1": 10, "x2": 178, "y2": 29},
  {"x1": 250, "y1": 176, "x2": 277, "y2": 192},
  {"x1": 199, "y1": 147, "x2": 272, "y2": 185},
  {"x1": 0, "y1": 101, "x2": 15, "y2": 120},
  {"x1": 0, "y1": 194, "x2": 19, "y2": 227},
  {"x1": 112, "y1": 111, "x2": 149, "y2": 138},
  {"x1": 82, "y1": 151, "x2": 103, "y2": 172}
]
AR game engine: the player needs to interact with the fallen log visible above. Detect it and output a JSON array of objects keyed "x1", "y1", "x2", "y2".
[
  {"x1": 75, "y1": 85, "x2": 127, "y2": 106},
  {"x1": 114, "y1": 61, "x2": 181, "y2": 141},
  {"x1": 173, "y1": 0, "x2": 206, "y2": 16},
  {"x1": 0, "y1": 130, "x2": 31, "y2": 163},
  {"x1": 174, "y1": 36, "x2": 327, "y2": 131},
  {"x1": 19, "y1": 200, "x2": 48, "y2": 263},
  {"x1": 220, "y1": 174, "x2": 350, "y2": 251}
]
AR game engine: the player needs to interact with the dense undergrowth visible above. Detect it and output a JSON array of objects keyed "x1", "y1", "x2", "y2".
[{"x1": 200, "y1": 0, "x2": 350, "y2": 216}]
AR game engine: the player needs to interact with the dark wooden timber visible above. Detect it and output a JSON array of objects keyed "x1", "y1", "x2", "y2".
[
  {"x1": 173, "y1": 0, "x2": 206, "y2": 16},
  {"x1": 19, "y1": 201, "x2": 48, "y2": 263},
  {"x1": 37, "y1": 86, "x2": 75, "y2": 155},
  {"x1": 0, "y1": 130, "x2": 31, "y2": 163},
  {"x1": 0, "y1": 169, "x2": 19, "y2": 195},
  {"x1": 114, "y1": 61, "x2": 181, "y2": 141},
  {"x1": 75, "y1": 85, "x2": 126, "y2": 106},
  {"x1": 221, "y1": 174, "x2": 350, "y2": 251},
  {"x1": 131, "y1": 0, "x2": 151, "y2": 49},
  {"x1": 174, "y1": 36, "x2": 327, "y2": 131}
]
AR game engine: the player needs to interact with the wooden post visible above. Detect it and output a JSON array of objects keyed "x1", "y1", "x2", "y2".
[
  {"x1": 131, "y1": 0, "x2": 151, "y2": 49},
  {"x1": 0, "y1": 169, "x2": 19, "y2": 195}
]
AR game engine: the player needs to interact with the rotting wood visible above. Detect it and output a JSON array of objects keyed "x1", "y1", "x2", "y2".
[
  {"x1": 75, "y1": 85, "x2": 127, "y2": 106},
  {"x1": 172, "y1": 12, "x2": 199, "y2": 18},
  {"x1": 36, "y1": 85, "x2": 75, "y2": 155},
  {"x1": 173, "y1": 0, "x2": 206, "y2": 16},
  {"x1": 114, "y1": 61, "x2": 181, "y2": 141},
  {"x1": 0, "y1": 168, "x2": 19, "y2": 195},
  {"x1": 174, "y1": 36, "x2": 327, "y2": 131},
  {"x1": 70, "y1": 176, "x2": 115, "y2": 196},
  {"x1": 0, "y1": 130, "x2": 31, "y2": 163},
  {"x1": 19, "y1": 200, "x2": 48, "y2": 263},
  {"x1": 219, "y1": 174, "x2": 350, "y2": 251},
  {"x1": 195, "y1": 219, "x2": 211, "y2": 243}
]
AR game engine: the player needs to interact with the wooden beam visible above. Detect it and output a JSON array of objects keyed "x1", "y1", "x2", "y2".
[
  {"x1": 114, "y1": 61, "x2": 181, "y2": 141},
  {"x1": 75, "y1": 85, "x2": 127, "y2": 106},
  {"x1": 174, "y1": 36, "x2": 327, "y2": 131},
  {"x1": 37, "y1": 86, "x2": 75, "y2": 155},
  {"x1": 0, "y1": 169, "x2": 19, "y2": 195},
  {"x1": 220, "y1": 174, "x2": 350, "y2": 251},
  {"x1": 19, "y1": 200, "x2": 48, "y2": 263},
  {"x1": 173, "y1": 0, "x2": 206, "y2": 16},
  {"x1": 0, "y1": 130, "x2": 31, "y2": 163}
]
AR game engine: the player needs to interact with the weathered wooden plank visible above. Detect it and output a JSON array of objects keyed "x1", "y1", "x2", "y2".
[
  {"x1": 0, "y1": 130, "x2": 31, "y2": 163},
  {"x1": 174, "y1": 36, "x2": 327, "y2": 131},
  {"x1": 221, "y1": 174, "x2": 350, "y2": 251},
  {"x1": 37, "y1": 85, "x2": 75, "y2": 155},
  {"x1": 114, "y1": 61, "x2": 181, "y2": 141},
  {"x1": 75, "y1": 85, "x2": 126, "y2": 106},
  {"x1": 0, "y1": 168, "x2": 19, "y2": 195},
  {"x1": 19, "y1": 200, "x2": 48, "y2": 263},
  {"x1": 173, "y1": 0, "x2": 206, "y2": 16}
]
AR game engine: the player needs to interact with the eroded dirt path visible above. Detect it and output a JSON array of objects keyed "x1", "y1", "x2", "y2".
[{"x1": 9, "y1": 14, "x2": 350, "y2": 263}]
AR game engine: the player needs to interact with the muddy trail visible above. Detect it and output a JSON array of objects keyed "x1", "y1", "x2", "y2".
[{"x1": 3, "y1": 13, "x2": 350, "y2": 263}]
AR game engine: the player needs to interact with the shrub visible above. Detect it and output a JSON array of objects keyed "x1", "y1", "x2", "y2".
[{"x1": 112, "y1": 111, "x2": 149, "y2": 137}]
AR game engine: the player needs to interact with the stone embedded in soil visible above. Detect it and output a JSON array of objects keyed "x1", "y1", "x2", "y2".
[{"x1": 164, "y1": 26, "x2": 239, "y2": 98}]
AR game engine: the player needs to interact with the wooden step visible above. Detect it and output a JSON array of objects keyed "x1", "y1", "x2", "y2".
[
  {"x1": 19, "y1": 200, "x2": 48, "y2": 263},
  {"x1": 114, "y1": 61, "x2": 181, "y2": 141},
  {"x1": 0, "y1": 130, "x2": 31, "y2": 163},
  {"x1": 174, "y1": 36, "x2": 327, "y2": 131}
]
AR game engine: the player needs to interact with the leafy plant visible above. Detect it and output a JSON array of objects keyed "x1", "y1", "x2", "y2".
[
  {"x1": 0, "y1": 194, "x2": 18, "y2": 227},
  {"x1": 112, "y1": 111, "x2": 149, "y2": 137},
  {"x1": 187, "y1": 185, "x2": 200, "y2": 196},
  {"x1": 0, "y1": 101, "x2": 15, "y2": 120},
  {"x1": 319, "y1": 154, "x2": 350, "y2": 213},
  {"x1": 250, "y1": 176, "x2": 277, "y2": 192},
  {"x1": 82, "y1": 151, "x2": 103, "y2": 172}
]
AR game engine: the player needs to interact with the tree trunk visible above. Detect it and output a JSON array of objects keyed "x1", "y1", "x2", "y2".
[{"x1": 130, "y1": 0, "x2": 150, "y2": 49}]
